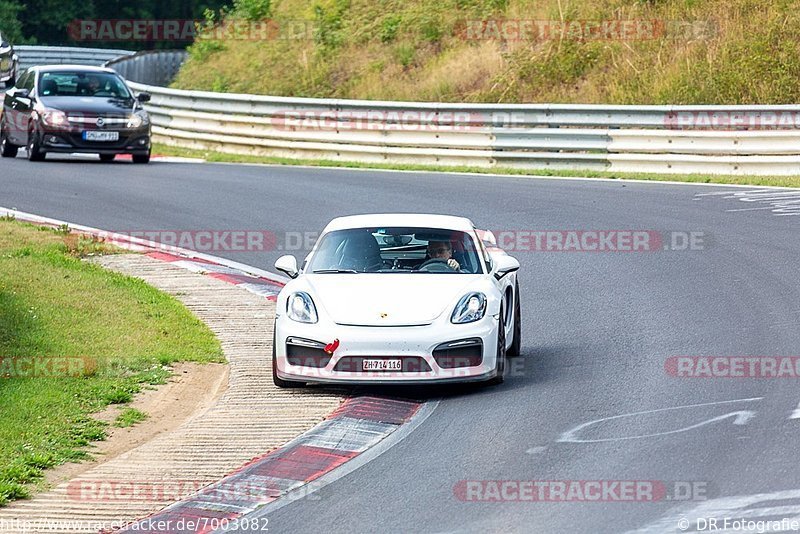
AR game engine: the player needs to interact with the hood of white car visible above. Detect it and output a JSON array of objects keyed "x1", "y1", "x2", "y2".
[{"x1": 305, "y1": 274, "x2": 479, "y2": 326}]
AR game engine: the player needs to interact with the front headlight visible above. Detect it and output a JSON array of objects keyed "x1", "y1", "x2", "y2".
[
  {"x1": 41, "y1": 109, "x2": 68, "y2": 127},
  {"x1": 127, "y1": 110, "x2": 149, "y2": 128},
  {"x1": 287, "y1": 292, "x2": 318, "y2": 323},
  {"x1": 451, "y1": 292, "x2": 487, "y2": 324}
]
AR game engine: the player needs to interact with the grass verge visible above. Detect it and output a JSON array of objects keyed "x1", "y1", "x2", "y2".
[
  {"x1": 114, "y1": 408, "x2": 149, "y2": 428},
  {"x1": 153, "y1": 143, "x2": 800, "y2": 188},
  {"x1": 0, "y1": 218, "x2": 223, "y2": 505}
]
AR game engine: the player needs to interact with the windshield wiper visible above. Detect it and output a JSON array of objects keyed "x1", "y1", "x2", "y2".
[{"x1": 311, "y1": 269, "x2": 359, "y2": 274}]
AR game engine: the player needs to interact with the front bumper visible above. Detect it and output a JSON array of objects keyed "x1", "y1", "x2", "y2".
[
  {"x1": 38, "y1": 125, "x2": 151, "y2": 155},
  {"x1": 275, "y1": 313, "x2": 500, "y2": 384}
]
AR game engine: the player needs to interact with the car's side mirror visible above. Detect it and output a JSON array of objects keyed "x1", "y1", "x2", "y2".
[
  {"x1": 275, "y1": 255, "x2": 299, "y2": 279},
  {"x1": 137, "y1": 92, "x2": 151, "y2": 103},
  {"x1": 490, "y1": 254, "x2": 520, "y2": 280}
]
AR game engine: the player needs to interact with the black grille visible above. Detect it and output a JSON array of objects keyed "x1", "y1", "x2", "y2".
[
  {"x1": 433, "y1": 339, "x2": 483, "y2": 368},
  {"x1": 286, "y1": 339, "x2": 331, "y2": 368}
]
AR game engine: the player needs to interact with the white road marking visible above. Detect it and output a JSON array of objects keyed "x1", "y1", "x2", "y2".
[
  {"x1": 789, "y1": 401, "x2": 800, "y2": 420},
  {"x1": 525, "y1": 446, "x2": 547, "y2": 455},
  {"x1": 558, "y1": 397, "x2": 762, "y2": 444},
  {"x1": 695, "y1": 189, "x2": 800, "y2": 216}
]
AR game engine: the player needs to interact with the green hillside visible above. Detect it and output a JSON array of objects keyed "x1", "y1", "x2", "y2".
[{"x1": 172, "y1": 0, "x2": 800, "y2": 104}]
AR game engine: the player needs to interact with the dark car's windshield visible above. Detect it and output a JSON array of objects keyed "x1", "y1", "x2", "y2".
[
  {"x1": 38, "y1": 71, "x2": 132, "y2": 99},
  {"x1": 307, "y1": 227, "x2": 484, "y2": 274}
]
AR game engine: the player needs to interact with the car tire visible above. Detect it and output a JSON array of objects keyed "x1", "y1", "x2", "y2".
[
  {"x1": 0, "y1": 123, "x2": 18, "y2": 158},
  {"x1": 488, "y1": 305, "x2": 506, "y2": 385},
  {"x1": 132, "y1": 151, "x2": 150, "y2": 164},
  {"x1": 99, "y1": 154, "x2": 116, "y2": 162},
  {"x1": 26, "y1": 126, "x2": 45, "y2": 162},
  {"x1": 507, "y1": 280, "x2": 522, "y2": 358},
  {"x1": 271, "y1": 328, "x2": 304, "y2": 389}
]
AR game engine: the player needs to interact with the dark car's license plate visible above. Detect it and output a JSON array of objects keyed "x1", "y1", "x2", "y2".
[{"x1": 83, "y1": 131, "x2": 119, "y2": 142}]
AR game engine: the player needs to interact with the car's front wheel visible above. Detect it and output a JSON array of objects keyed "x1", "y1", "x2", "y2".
[
  {"x1": 132, "y1": 150, "x2": 150, "y2": 164},
  {"x1": 26, "y1": 126, "x2": 45, "y2": 162},
  {"x1": 488, "y1": 306, "x2": 507, "y2": 385},
  {"x1": 0, "y1": 122, "x2": 18, "y2": 158}
]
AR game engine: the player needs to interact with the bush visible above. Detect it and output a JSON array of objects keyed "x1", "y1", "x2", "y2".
[{"x1": 233, "y1": 0, "x2": 272, "y2": 21}]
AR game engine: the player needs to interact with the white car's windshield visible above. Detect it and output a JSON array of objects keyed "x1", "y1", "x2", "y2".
[{"x1": 307, "y1": 227, "x2": 484, "y2": 274}]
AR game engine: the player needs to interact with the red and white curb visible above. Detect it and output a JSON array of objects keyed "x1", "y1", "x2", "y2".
[
  {"x1": 115, "y1": 397, "x2": 425, "y2": 533},
  {"x1": 144, "y1": 251, "x2": 283, "y2": 300},
  {"x1": 0, "y1": 207, "x2": 286, "y2": 300}
]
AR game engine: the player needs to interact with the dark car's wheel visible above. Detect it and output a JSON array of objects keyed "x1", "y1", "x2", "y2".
[
  {"x1": 0, "y1": 123, "x2": 18, "y2": 158},
  {"x1": 99, "y1": 154, "x2": 116, "y2": 162},
  {"x1": 132, "y1": 151, "x2": 151, "y2": 164},
  {"x1": 26, "y1": 126, "x2": 45, "y2": 162},
  {"x1": 271, "y1": 327, "x2": 304, "y2": 389},
  {"x1": 507, "y1": 280, "x2": 522, "y2": 357},
  {"x1": 489, "y1": 305, "x2": 507, "y2": 385}
]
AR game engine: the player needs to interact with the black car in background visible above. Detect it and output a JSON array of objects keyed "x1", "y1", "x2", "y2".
[
  {"x1": 0, "y1": 31, "x2": 17, "y2": 88},
  {"x1": 0, "y1": 65, "x2": 152, "y2": 162}
]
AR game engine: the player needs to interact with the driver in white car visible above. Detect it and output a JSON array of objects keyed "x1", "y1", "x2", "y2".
[{"x1": 426, "y1": 240, "x2": 460, "y2": 271}]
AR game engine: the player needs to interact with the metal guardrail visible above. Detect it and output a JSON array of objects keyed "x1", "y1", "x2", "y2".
[
  {"x1": 125, "y1": 82, "x2": 800, "y2": 175},
  {"x1": 14, "y1": 46, "x2": 800, "y2": 175},
  {"x1": 105, "y1": 50, "x2": 188, "y2": 87},
  {"x1": 16, "y1": 46, "x2": 133, "y2": 71}
]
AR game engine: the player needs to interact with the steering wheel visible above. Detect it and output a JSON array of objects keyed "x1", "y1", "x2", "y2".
[{"x1": 417, "y1": 258, "x2": 455, "y2": 272}]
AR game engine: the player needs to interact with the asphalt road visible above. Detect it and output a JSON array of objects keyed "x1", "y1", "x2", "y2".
[{"x1": 2, "y1": 155, "x2": 800, "y2": 533}]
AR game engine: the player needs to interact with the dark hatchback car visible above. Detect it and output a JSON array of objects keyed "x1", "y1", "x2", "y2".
[
  {"x1": 0, "y1": 31, "x2": 17, "y2": 88},
  {"x1": 0, "y1": 65, "x2": 152, "y2": 162}
]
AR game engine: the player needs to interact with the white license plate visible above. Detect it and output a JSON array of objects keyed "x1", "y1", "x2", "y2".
[
  {"x1": 83, "y1": 131, "x2": 119, "y2": 142},
  {"x1": 362, "y1": 359, "x2": 402, "y2": 371}
]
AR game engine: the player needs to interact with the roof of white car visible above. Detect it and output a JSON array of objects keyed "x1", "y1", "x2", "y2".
[
  {"x1": 31, "y1": 65, "x2": 117, "y2": 74},
  {"x1": 324, "y1": 214, "x2": 476, "y2": 233}
]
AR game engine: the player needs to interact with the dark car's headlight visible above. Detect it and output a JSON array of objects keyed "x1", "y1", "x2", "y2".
[
  {"x1": 41, "y1": 109, "x2": 68, "y2": 127},
  {"x1": 127, "y1": 110, "x2": 150, "y2": 128},
  {"x1": 287, "y1": 292, "x2": 318, "y2": 323},
  {"x1": 451, "y1": 292, "x2": 487, "y2": 324}
]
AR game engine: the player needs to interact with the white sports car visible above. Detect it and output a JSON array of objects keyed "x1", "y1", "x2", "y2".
[{"x1": 271, "y1": 214, "x2": 521, "y2": 387}]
